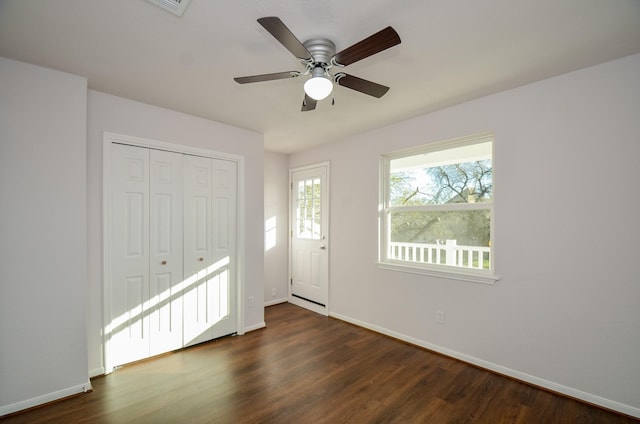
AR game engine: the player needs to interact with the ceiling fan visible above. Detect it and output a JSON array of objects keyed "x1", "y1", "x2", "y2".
[{"x1": 234, "y1": 17, "x2": 401, "y2": 111}]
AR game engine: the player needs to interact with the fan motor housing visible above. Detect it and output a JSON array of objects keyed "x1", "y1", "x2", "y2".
[{"x1": 303, "y1": 38, "x2": 336, "y2": 65}]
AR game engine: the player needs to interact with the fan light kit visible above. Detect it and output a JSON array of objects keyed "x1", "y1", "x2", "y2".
[
  {"x1": 234, "y1": 17, "x2": 401, "y2": 111},
  {"x1": 304, "y1": 69, "x2": 333, "y2": 100}
]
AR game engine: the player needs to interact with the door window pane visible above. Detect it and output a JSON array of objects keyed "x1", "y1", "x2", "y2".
[{"x1": 297, "y1": 178, "x2": 321, "y2": 239}]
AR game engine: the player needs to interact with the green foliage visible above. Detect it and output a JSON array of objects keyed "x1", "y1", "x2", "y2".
[{"x1": 391, "y1": 210, "x2": 490, "y2": 245}]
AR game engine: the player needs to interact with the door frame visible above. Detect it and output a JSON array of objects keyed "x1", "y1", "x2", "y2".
[
  {"x1": 288, "y1": 162, "x2": 330, "y2": 316},
  {"x1": 102, "y1": 132, "x2": 246, "y2": 373}
]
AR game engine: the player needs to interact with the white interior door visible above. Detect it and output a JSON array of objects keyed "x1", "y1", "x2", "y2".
[
  {"x1": 183, "y1": 155, "x2": 237, "y2": 347},
  {"x1": 290, "y1": 163, "x2": 329, "y2": 315}
]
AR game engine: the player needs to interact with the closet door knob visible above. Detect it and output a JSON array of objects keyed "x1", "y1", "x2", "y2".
[
  {"x1": 198, "y1": 257, "x2": 204, "y2": 262},
  {"x1": 161, "y1": 260, "x2": 167, "y2": 265}
]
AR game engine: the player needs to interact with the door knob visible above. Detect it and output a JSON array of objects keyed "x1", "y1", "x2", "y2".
[
  {"x1": 198, "y1": 257, "x2": 204, "y2": 262},
  {"x1": 320, "y1": 245, "x2": 326, "y2": 250},
  {"x1": 161, "y1": 260, "x2": 167, "y2": 265}
]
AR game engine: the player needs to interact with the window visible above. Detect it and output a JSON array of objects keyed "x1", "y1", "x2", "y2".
[
  {"x1": 296, "y1": 177, "x2": 322, "y2": 240},
  {"x1": 379, "y1": 133, "x2": 497, "y2": 283}
]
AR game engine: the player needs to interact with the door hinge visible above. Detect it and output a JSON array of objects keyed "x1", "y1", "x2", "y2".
[{"x1": 290, "y1": 278, "x2": 293, "y2": 286}]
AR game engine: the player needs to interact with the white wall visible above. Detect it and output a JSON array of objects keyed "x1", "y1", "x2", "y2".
[
  {"x1": 264, "y1": 151, "x2": 290, "y2": 306},
  {"x1": 0, "y1": 58, "x2": 89, "y2": 414},
  {"x1": 289, "y1": 54, "x2": 640, "y2": 417},
  {"x1": 86, "y1": 90, "x2": 265, "y2": 376}
]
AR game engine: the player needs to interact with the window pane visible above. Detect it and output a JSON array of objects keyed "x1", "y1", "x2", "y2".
[
  {"x1": 296, "y1": 177, "x2": 322, "y2": 240},
  {"x1": 389, "y1": 142, "x2": 492, "y2": 206},
  {"x1": 389, "y1": 210, "x2": 491, "y2": 269}
]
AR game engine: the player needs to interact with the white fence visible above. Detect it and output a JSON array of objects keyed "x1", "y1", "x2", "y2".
[{"x1": 389, "y1": 240, "x2": 490, "y2": 270}]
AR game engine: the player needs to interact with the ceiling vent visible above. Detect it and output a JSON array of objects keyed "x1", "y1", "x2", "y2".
[{"x1": 146, "y1": 0, "x2": 191, "y2": 17}]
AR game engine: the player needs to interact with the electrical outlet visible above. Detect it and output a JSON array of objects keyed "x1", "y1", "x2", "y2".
[
  {"x1": 248, "y1": 296, "x2": 255, "y2": 307},
  {"x1": 436, "y1": 310, "x2": 446, "y2": 324},
  {"x1": 271, "y1": 288, "x2": 277, "y2": 298}
]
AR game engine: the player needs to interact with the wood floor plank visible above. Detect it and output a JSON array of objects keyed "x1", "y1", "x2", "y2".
[{"x1": 1, "y1": 303, "x2": 637, "y2": 423}]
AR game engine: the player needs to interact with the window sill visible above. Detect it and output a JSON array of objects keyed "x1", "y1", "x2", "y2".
[{"x1": 377, "y1": 261, "x2": 500, "y2": 285}]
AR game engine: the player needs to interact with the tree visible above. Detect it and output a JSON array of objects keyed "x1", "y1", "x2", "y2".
[
  {"x1": 427, "y1": 161, "x2": 492, "y2": 204},
  {"x1": 389, "y1": 160, "x2": 492, "y2": 246}
]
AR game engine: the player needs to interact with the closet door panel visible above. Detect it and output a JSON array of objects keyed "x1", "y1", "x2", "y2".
[
  {"x1": 110, "y1": 144, "x2": 151, "y2": 367},
  {"x1": 149, "y1": 149, "x2": 184, "y2": 356},
  {"x1": 183, "y1": 155, "x2": 215, "y2": 347}
]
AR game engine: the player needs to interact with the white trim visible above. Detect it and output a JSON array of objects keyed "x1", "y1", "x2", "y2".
[
  {"x1": 102, "y1": 136, "x2": 113, "y2": 373},
  {"x1": 264, "y1": 298, "x2": 288, "y2": 307},
  {"x1": 89, "y1": 367, "x2": 105, "y2": 379},
  {"x1": 387, "y1": 202, "x2": 491, "y2": 213},
  {"x1": 235, "y1": 157, "x2": 247, "y2": 336},
  {"x1": 103, "y1": 131, "x2": 243, "y2": 162},
  {"x1": 244, "y1": 321, "x2": 266, "y2": 333},
  {"x1": 288, "y1": 161, "x2": 331, "y2": 316},
  {"x1": 383, "y1": 131, "x2": 494, "y2": 161},
  {"x1": 102, "y1": 131, "x2": 246, "y2": 371},
  {"x1": 377, "y1": 261, "x2": 499, "y2": 284},
  {"x1": 0, "y1": 382, "x2": 92, "y2": 417},
  {"x1": 329, "y1": 311, "x2": 640, "y2": 419}
]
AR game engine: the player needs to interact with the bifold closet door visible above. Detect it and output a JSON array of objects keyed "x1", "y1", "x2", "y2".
[
  {"x1": 110, "y1": 144, "x2": 184, "y2": 367},
  {"x1": 183, "y1": 155, "x2": 237, "y2": 347}
]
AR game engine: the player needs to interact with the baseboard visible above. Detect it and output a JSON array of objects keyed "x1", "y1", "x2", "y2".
[
  {"x1": 264, "y1": 297, "x2": 288, "y2": 307},
  {"x1": 0, "y1": 381, "x2": 92, "y2": 417},
  {"x1": 89, "y1": 367, "x2": 105, "y2": 379},
  {"x1": 329, "y1": 311, "x2": 640, "y2": 419},
  {"x1": 244, "y1": 321, "x2": 266, "y2": 333}
]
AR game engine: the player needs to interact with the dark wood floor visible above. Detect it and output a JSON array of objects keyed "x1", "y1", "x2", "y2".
[{"x1": 2, "y1": 303, "x2": 636, "y2": 423}]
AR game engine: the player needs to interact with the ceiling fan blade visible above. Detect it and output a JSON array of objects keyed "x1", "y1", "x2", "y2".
[
  {"x1": 335, "y1": 74, "x2": 390, "y2": 98},
  {"x1": 301, "y1": 94, "x2": 317, "y2": 112},
  {"x1": 333, "y1": 26, "x2": 401, "y2": 66},
  {"x1": 257, "y1": 17, "x2": 312, "y2": 60},
  {"x1": 234, "y1": 71, "x2": 299, "y2": 84}
]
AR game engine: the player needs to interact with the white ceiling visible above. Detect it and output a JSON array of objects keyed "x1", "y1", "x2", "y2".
[{"x1": 1, "y1": 0, "x2": 639, "y2": 153}]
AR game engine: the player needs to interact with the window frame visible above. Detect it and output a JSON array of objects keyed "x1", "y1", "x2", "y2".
[{"x1": 378, "y1": 132, "x2": 499, "y2": 284}]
